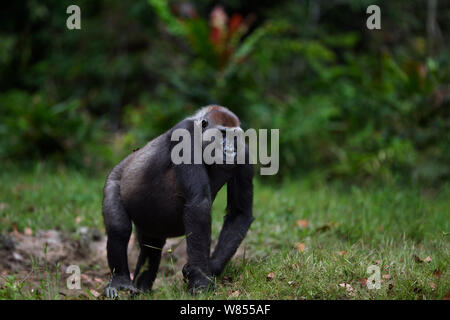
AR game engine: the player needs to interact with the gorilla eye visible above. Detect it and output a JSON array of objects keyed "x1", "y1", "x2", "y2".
[{"x1": 201, "y1": 119, "x2": 208, "y2": 128}]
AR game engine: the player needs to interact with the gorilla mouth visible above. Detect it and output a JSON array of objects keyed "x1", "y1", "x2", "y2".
[{"x1": 224, "y1": 142, "x2": 236, "y2": 159}]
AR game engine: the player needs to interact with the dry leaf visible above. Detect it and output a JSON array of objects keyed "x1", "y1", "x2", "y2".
[
  {"x1": 339, "y1": 283, "x2": 354, "y2": 294},
  {"x1": 230, "y1": 290, "x2": 240, "y2": 298},
  {"x1": 266, "y1": 272, "x2": 275, "y2": 281},
  {"x1": 296, "y1": 220, "x2": 309, "y2": 228},
  {"x1": 337, "y1": 251, "x2": 347, "y2": 256},
  {"x1": 374, "y1": 260, "x2": 382, "y2": 265},
  {"x1": 90, "y1": 289, "x2": 100, "y2": 298},
  {"x1": 359, "y1": 278, "x2": 368, "y2": 286},
  {"x1": 75, "y1": 216, "x2": 82, "y2": 224},
  {"x1": 94, "y1": 277, "x2": 103, "y2": 284},
  {"x1": 430, "y1": 282, "x2": 436, "y2": 290},
  {"x1": 295, "y1": 242, "x2": 306, "y2": 252},
  {"x1": 414, "y1": 255, "x2": 432, "y2": 263},
  {"x1": 382, "y1": 274, "x2": 391, "y2": 279},
  {"x1": 24, "y1": 227, "x2": 32, "y2": 236}
]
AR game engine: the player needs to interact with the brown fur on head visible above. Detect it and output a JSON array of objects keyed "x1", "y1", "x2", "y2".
[{"x1": 192, "y1": 105, "x2": 240, "y2": 128}]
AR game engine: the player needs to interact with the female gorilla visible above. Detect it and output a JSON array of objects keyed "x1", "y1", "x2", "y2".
[{"x1": 102, "y1": 105, "x2": 253, "y2": 298}]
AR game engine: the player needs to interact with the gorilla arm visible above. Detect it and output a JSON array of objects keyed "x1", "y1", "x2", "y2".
[{"x1": 209, "y1": 161, "x2": 254, "y2": 276}]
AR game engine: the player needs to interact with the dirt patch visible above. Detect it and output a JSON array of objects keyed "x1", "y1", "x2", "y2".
[
  {"x1": 0, "y1": 228, "x2": 191, "y2": 297},
  {"x1": 0, "y1": 227, "x2": 246, "y2": 298}
]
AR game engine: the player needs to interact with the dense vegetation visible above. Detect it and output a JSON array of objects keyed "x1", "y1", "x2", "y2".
[{"x1": 1, "y1": 0, "x2": 449, "y2": 184}]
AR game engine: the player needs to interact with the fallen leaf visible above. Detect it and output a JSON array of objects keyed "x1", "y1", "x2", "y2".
[
  {"x1": 266, "y1": 272, "x2": 275, "y2": 281},
  {"x1": 75, "y1": 216, "x2": 82, "y2": 224},
  {"x1": 24, "y1": 227, "x2": 33, "y2": 236},
  {"x1": 89, "y1": 289, "x2": 100, "y2": 298},
  {"x1": 359, "y1": 278, "x2": 368, "y2": 287},
  {"x1": 339, "y1": 283, "x2": 354, "y2": 294},
  {"x1": 374, "y1": 260, "x2": 382, "y2": 265},
  {"x1": 337, "y1": 251, "x2": 347, "y2": 256},
  {"x1": 296, "y1": 219, "x2": 309, "y2": 228},
  {"x1": 81, "y1": 274, "x2": 92, "y2": 284},
  {"x1": 430, "y1": 282, "x2": 436, "y2": 290},
  {"x1": 230, "y1": 290, "x2": 240, "y2": 298},
  {"x1": 295, "y1": 242, "x2": 306, "y2": 252},
  {"x1": 382, "y1": 274, "x2": 391, "y2": 279},
  {"x1": 414, "y1": 255, "x2": 432, "y2": 263},
  {"x1": 288, "y1": 281, "x2": 294, "y2": 286}
]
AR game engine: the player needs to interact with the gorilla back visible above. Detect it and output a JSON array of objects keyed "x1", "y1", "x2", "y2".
[{"x1": 102, "y1": 105, "x2": 254, "y2": 298}]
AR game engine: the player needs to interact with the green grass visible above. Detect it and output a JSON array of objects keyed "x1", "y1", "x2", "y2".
[{"x1": 0, "y1": 163, "x2": 448, "y2": 299}]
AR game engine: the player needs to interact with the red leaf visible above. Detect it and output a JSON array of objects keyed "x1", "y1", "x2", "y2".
[{"x1": 229, "y1": 14, "x2": 243, "y2": 33}]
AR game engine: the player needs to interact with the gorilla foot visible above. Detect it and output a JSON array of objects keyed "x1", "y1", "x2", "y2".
[
  {"x1": 182, "y1": 264, "x2": 214, "y2": 294},
  {"x1": 104, "y1": 276, "x2": 139, "y2": 298},
  {"x1": 187, "y1": 278, "x2": 215, "y2": 295}
]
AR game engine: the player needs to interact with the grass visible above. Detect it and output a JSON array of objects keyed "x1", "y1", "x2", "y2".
[{"x1": 0, "y1": 163, "x2": 448, "y2": 299}]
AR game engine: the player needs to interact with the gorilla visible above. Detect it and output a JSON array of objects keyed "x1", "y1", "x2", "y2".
[{"x1": 102, "y1": 105, "x2": 254, "y2": 298}]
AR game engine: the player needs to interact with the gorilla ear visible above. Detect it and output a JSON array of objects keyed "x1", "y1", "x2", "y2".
[{"x1": 201, "y1": 119, "x2": 208, "y2": 128}]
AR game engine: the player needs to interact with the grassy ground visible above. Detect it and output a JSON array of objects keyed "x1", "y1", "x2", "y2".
[{"x1": 0, "y1": 163, "x2": 448, "y2": 300}]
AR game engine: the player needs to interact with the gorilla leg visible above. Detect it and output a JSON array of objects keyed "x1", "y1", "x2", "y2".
[
  {"x1": 133, "y1": 235, "x2": 165, "y2": 292},
  {"x1": 103, "y1": 179, "x2": 137, "y2": 298}
]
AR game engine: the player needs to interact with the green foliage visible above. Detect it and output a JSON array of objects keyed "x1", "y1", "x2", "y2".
[
  {"x1": 0, "y1": 0, "x2": 449, "y2": 184},
  {"x1": 0, "y1": 90, "x2": 100, "y2": 166}
]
